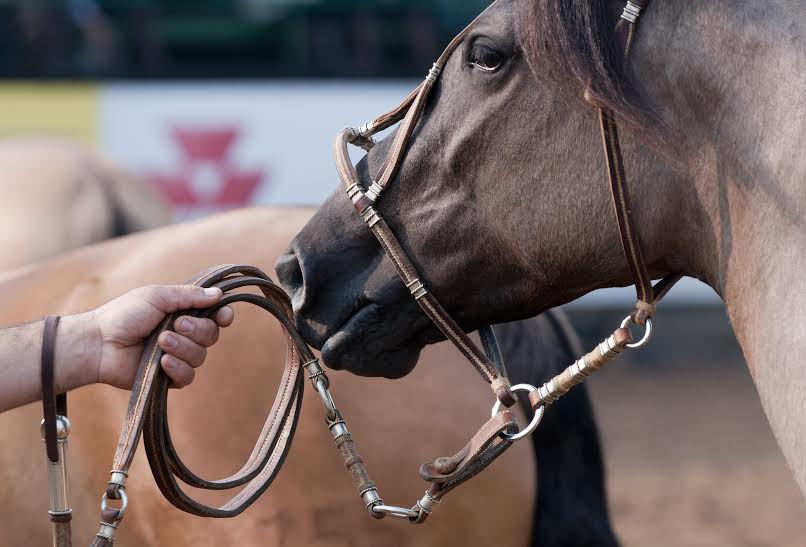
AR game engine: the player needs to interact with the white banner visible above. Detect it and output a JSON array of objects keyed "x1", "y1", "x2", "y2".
[{"x1": 99, "y1": 81, "x2": 413, "y2": 219}]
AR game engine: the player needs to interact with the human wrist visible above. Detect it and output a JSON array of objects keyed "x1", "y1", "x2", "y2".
[{"x1": 54, "y1": 312, "x2": 102, "y2": 392}]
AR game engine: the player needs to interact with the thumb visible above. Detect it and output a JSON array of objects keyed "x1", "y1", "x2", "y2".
[{"x1": 144, "y1": 284, "x2": 223, "y2": 314}]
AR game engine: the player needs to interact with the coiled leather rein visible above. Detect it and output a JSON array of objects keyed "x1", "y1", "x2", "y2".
[{"x1": 40, "y1": 264, "x2": 520, "y2": 546}]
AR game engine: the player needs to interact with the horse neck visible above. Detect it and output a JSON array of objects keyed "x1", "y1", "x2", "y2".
[{"x1": 634, "y1": 0, "x2": 806, "y2": 496}]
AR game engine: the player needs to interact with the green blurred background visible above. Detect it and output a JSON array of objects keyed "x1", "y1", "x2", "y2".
[{"x1": 0, "y1": 0, "x2": 490, "y2": 78}]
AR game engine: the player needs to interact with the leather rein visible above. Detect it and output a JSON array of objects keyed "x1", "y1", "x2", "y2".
[{"x1": 38, "y1": 2, "x2": 680, "y2": 545}]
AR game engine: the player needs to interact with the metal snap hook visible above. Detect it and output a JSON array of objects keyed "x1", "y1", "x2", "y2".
[
  {"x1": 371, "y1": 504, "x2": 420, "y2": 519},
  {"x1": 619, "y1": 316, "x2": 653, "y2": 349},
  {"x1": 490, "y1": 383, "x2": 545, "y2": 441},
  {"x1": 315, "y1": 378, "x2": 338, "y2": 421}
]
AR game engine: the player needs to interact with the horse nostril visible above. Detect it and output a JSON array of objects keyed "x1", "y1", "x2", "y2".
[{"x1": 275, "y1": 250, "x2": 306, "y2": 311}]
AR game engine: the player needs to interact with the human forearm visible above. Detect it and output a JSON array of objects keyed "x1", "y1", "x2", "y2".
[
  {"x1": 0, "y1": 284, "x2": 232, "y2": 415},
  {"x1": 0, "y1": 314, "x2": 100, "y2": 414}
]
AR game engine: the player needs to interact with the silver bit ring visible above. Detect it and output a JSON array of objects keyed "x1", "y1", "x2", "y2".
[
  {"x1": 620, "y1": 316, "x2": 653, "y2": 349},
  {"x1": 490, "y1": 383, "x2": 544, "y2": 441}
]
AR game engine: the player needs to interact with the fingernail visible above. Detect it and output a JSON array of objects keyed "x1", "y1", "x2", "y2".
[
  {"x1": 176, "y1": 318, "x2": 193, "y2": 333},
  {"x1": 204, "y1": 287, "x2": 221, "y2": 297},
  {"x1": 162, "y1": 333, "x2": 178, "y2": 349}
]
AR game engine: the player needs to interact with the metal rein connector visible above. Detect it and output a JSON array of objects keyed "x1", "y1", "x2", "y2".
[{"x1": 305, "y1": 359, "x2": 436, "y2": 524}]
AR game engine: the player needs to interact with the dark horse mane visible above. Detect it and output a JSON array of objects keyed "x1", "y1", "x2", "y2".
[{"x1": 519, "y1": 0, "x2": 653, "y2": 129}]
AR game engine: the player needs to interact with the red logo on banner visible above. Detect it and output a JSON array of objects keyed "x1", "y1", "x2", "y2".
[{"x1": 149, "y1": 127, "x2": 265, "y2": 217}]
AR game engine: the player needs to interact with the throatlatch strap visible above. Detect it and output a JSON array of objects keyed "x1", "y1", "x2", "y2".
[{"x1": 598, "y1": 0, "x2": 681, "y2": 324}]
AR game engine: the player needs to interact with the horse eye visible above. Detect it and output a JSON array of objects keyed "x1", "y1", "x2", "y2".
[{"x1": 468, "y1": 43, "x2": 504, "y2": 72}]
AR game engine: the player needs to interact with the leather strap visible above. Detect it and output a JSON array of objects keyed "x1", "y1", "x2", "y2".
[
  {"x1": 85, "y1": 264, "x2": 508, "y2": 540},
  {"x1": 41, "y1": 315, "x2": 74, "y2": 547},
  {"x1": 334, "y1": 2, "x2": 517, "y2": 407},
  {"x1": 106, "y1": 265, "x2": 310, "y2": 519},
  {"x1": 598, "y1": 0, "x2": 681, "y2": 325},
  {"x1": 41, "y1": 315, "x2": 65, "y2": 463}
]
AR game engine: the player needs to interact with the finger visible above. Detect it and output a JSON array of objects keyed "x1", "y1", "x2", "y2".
[
  {"x1": 214, "y1": 306, "x2": 234, "y2": 328},
  {"x1": 158, "y1": 331, "x2": 207, "y2": 368},
  {"x1": 144, "y1": 285, "x2": 223, "y2": 314},
  {"x1": 175, "y1": 316, "x2": 220, "y2": 347},
  {"x1": 160, "y1": 354, "x2": 196, "y2": 389}
]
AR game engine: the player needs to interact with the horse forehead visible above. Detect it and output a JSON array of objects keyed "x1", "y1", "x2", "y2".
[{"x1": 474, "y1": 0, "x2": 518, "y2": 35}]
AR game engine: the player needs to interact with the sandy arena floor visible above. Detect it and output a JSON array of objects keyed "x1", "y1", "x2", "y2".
[{"x1": 574, "y1": 308, "x2": 806, "y2": 547}]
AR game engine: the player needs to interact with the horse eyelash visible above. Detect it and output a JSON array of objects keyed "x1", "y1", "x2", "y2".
[{"x1": 467, "y1": 43, "x2": 503, "y2": 72}]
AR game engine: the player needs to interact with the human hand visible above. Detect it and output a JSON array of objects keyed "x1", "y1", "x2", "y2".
[{"x1": 77, "y1": 285, "x2": 234, "y2": 390}]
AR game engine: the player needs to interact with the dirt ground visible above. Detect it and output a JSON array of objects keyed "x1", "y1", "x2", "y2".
[{"x1": 572, "y1": 308, "x2": 806, "y2": 547}]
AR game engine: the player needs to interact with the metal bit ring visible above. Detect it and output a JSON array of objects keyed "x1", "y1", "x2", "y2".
[
  {"x1": 490, "y1": 383, "x2": 544, "y2": 441},
  {"x1": 620, "y1": 316, "x2": 653, "y2": 349}
]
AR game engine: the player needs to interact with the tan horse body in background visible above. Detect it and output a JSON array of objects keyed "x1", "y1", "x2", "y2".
[
  {"x1": 0, "y1": 138, "x2": 170, "y2": 271},
  {"x1": 0, "y1": 208, "x2": 536, "y2": 546}
]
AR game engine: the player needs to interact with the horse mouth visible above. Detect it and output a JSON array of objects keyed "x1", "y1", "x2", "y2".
[{"x1": 318, "y1": 301, "x2": 433, "y2": 378}]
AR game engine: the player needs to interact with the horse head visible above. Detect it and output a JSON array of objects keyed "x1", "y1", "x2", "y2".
[{"x1": 277, "y1": 0, "x2": 709, "y2": 378}]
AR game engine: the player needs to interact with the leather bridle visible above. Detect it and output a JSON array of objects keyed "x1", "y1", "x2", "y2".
[
  {"x1": 38, "y1": 2, "x2": 683, "y2": 545},
  {"x1": 335, "y1": 0, "x2": 680, "y2": 407}
]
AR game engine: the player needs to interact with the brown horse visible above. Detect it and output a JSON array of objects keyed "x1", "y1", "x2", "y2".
[
  {"x1": 0, "y1": 138, "x2": 170, "y2": 271},
  {"x1": 278, "y1": 0, "x2": 806, "y2": 502},
  {"x1": 0, "y1": 207, "x2": 615, "y2": 546}
]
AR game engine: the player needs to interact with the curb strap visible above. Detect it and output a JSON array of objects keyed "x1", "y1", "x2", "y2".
[{"x1": 41, "y1": 315, "x2": 73, "y2": 547}]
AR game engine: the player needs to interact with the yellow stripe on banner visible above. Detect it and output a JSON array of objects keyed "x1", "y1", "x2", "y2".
[{"x1": 0, "y1": 83, "x2": 98, "y2": 142}]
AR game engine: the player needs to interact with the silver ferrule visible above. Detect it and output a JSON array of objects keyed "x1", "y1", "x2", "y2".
[
  {"x1": 96, "y1": 520, "x2": 119, "y2": 541},
  {"x1": 358, "y1": 121, "x2": 375, "y2": 137},
  {"x1": 426, "y1": 63, "x2": 442, "y2": 83},
  {"x1": 346, "y1": 183, "x2": 364, "y2": 204},
  {"x1": 304, "y1": 359, "x2": 328, "y2": 386},
  {"x1": 329, "y1": 419, "x2": 349, "y2": 440},
  {"x1": 361, "y1": 206, "x2": 382, "y2": 228},
  {"x1": 405, "y1": 278, "x2": 429, "y2": 300},
  {"x1": 416, "y1": 490, "x2": 440, "y2": 515},
  {"x1": 621, "y1": 1, "x2": 642, "y2": 23},
  {"x1": 365, "y1": 181, "x2": 384, "y2": 203},
  {"x1": 108, "y1": 470, "x2": 128, "y2": 495},
  {"x1": 45, "y1": 442, "x2": 70, "y2": 513},
  {"x1": 362, "y1": 488, "x2": 383, "y2": 509}
]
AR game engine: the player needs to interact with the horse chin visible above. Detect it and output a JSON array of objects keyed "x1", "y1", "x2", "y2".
[
  {"x1": 316, "y1": 302, "x2": 428, "y2": 378},
  {"x1": 320, "y1": 332, "x2": 422, "y2": 379}
]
